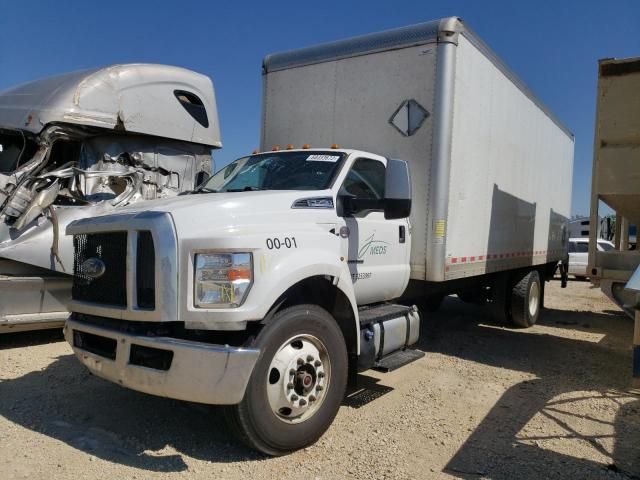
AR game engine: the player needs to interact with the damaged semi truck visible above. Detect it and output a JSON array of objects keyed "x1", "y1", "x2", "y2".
[
  {"x1": 63, "y1": 18, "x2": 573, "y2": 454},
  {"x1": 0, "y1": 64, "x2": 220, "y2": 332}
]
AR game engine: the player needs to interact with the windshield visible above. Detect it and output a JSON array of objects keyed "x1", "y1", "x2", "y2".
[
  {"x1": 202, "y1": 151, "x2": 346, "y2": 192},
  {"x1": 598, "y1": 241, "x2": 615, "y2": 252},
  {"x1": 0, "y1": 130, "x2": 38, "y2": 174}
]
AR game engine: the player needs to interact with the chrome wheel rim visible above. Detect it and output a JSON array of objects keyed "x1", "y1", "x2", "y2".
[
  {"x1": 528, "y1": 281, "x2": 540, "y2": 318},
  {"x1": 266, "y1": 334, "x2": 331, "y2": 424}
]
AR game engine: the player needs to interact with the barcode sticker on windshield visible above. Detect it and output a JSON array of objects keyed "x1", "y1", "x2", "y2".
[{"x1": 306, "y1": 155, "x2": 340, "y2": 163}]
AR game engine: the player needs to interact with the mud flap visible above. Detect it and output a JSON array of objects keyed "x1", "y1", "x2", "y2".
[{"x1": 560, "y1": 259, "x2": 569, "y2": 288}]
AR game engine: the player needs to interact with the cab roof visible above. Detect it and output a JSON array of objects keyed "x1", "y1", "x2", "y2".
[{"x1": 0, "y1": 64, "x2": 221, "y2": 147}]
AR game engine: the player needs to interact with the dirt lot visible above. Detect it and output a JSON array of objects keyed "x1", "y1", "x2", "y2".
[{"x1": 1, "y1": 280, "x2": 639, "y2": 479}]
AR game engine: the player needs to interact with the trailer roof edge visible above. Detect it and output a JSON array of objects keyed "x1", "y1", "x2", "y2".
[{"x1": 262, "y1": 17, "x2": 574, "y2": 140}]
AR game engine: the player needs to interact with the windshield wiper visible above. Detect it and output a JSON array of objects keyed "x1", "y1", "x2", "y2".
[{"x1": 225, "y1": 186, "x2": 266, "y2": 192}]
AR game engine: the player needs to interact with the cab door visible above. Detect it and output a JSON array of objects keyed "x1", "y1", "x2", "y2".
[{"x1": 337, "y1": 157, "x2": 410, "y2": 304}]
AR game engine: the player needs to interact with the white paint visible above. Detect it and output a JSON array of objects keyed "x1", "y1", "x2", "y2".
[{"x1": 445, "y1": 35, "x2": 574, "y2": 278}]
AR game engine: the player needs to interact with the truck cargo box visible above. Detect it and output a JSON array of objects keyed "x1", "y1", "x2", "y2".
[{"x1": 262, "y1": 17, "x2": 574, "y2": 283}]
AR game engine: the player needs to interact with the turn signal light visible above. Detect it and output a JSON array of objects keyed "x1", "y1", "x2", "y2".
[{"x1": 227, "y1": 267, "x2": 252, "y2": 282}]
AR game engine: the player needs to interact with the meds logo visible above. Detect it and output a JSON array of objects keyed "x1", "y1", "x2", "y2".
[{"x1": 358, "y1": 233, "x2": 390, "y2": 259}]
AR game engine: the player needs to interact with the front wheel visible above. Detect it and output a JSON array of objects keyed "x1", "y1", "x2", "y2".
[{"x1": 225, "y1": 304, "x2": 348, "y2": 455}]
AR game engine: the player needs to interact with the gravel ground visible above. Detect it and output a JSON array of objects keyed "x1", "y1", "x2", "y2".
[{"x1": 1, "y1": 280, "x2": 639, "y2": 479}]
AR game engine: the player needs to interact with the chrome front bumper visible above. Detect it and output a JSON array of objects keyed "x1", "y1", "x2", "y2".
[{"x1": 64, "y1": 318, "x2": 260, "y2": 405}]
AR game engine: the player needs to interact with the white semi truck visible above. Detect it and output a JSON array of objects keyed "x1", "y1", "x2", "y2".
[
  {"x1": 0, "y1": 64, "x2": 220, "y2": 332},
  {"x1": 64, "y1": 18, "x2": 574, "y2": 454}
]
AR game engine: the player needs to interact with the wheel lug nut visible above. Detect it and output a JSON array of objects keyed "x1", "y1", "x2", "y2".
[
  {"x1": 299, "y1": 398, "x2": 307, "y2": 406},
  {"x1": 291, "y1": 394, "x2": 299, "y2": 401},
  {"x1": 297, "y1": 358, "x2": 304, "y2": 365},
  {"x1": 287, "y1": 383, "x2": 294, "y2": 390},
  {"x1": 318, "y1": 372, "x2": 325, "y2": 378},
  {"x1": 316, "y1": 385, "x2": 323, "y2": 391},
  {"x1": 309, "y1": 395, "x2": 316, "y2": 402},
  {"x1": 314, "y1": 360, "x2": 321, "y2": 367},
  {"x1": 289, "y1": 369, "x2": 296, "y2": 375},
  {"x1": 306, "y1": 355, "x2": 314, "y2": 362}
]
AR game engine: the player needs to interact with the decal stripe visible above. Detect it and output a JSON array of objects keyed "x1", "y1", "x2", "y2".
[{"x1": 446, "y1": 249, "x2": 566, "y2": 264}]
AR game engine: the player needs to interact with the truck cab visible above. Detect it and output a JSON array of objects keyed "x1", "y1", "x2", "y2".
[
  {"x1": 65, "y1": 147, "x2": 418, "y2": 455},
  {"x1": 0, "y1": 64, "x2": 219, "y2": 332}
]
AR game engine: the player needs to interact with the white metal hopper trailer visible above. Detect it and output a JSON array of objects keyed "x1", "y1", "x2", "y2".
[
  {"x1": 587, "y1": 56, "x2": 640, "y2": 386},
  {"x1": 63, "y1": 17, "x2": 574, "y2": 455}
]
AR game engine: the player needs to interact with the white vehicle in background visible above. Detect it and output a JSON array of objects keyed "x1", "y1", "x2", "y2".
[{"x1": 568, "y1": 237, "x2": 615, "y2": 278}]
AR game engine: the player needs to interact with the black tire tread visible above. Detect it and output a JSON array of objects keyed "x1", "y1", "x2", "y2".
[
  {"x1": 510, "y1": 270, "x2": 541, "y2": 328},
  {"x1": 225, "y1": 304, "x2": 347, "y2": 456}
]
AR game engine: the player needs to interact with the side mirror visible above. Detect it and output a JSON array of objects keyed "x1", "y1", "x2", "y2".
[{"x1": 384, "y1": 159, "x2": 411, "y2": 220}]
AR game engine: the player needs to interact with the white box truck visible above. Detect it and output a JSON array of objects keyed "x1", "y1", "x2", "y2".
[{"x1": 63, "y1": 17, "x2": 574, "y2": 454}]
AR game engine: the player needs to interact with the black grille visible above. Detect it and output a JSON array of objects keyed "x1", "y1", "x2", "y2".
[
  {"x1": 136, "y1": 231, "x2": 155, "y2": 309},
  {"x1": 73, "y1": 232, "x2": 128, "y2": 306}
]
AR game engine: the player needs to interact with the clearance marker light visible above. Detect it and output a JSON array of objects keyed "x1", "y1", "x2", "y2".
[
  {"x1": 252, "y1": 149, "x2": 259, "y2": 154},
  {"x1": 272, "y1": 145, "x2": 280, "y2": 151},
  {"x1": 302, "y1": 144, "x2": 311, "y2": 149},
  {"x1": 330, "y1": 144, "x2": 340, "y2": 149},
  {"x1": 286, "y1": 144, "x2": 294, "y2": 149}
]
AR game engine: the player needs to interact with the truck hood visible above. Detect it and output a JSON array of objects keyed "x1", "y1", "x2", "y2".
[{"x1": 114, "y1": 190, "x2": 334, "y2": 233}]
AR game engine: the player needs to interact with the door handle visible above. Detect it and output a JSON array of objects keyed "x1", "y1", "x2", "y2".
[{"x1": 399, "y1": 225, "x2": 406, "y2": 244}]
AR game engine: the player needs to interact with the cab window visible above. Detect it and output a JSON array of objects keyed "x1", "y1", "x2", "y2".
[
  {"x1": 575, "y1": 242, "x2": 588, "y2": 253},
  {"x1": 598, "y1": 242, "x2": 615, "y2": 252},
  {"x1": 0, "y1": 132, "x2": 37, "y2": 174},
  {"x1": 339, "y1": 158, "x2": 385, "y2": 199}
]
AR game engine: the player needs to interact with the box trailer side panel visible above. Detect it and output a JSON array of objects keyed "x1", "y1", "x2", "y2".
[
  {"x1": 443, "y1": 34, "x2": 574, "y2": 281},
  {"x1": 262, "y1": 43, "x2": 439, "y2": 278}
]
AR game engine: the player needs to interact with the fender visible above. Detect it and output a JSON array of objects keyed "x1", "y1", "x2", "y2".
[{"x1": 258, "y1": 247, "x2": 360, "y2": 353}]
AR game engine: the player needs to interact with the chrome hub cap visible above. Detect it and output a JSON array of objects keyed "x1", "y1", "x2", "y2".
[{"x1": 267, "y1": 334, "x2": 330, "y2": 423}]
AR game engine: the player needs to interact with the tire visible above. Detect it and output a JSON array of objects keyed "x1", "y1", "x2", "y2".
[
  {"x1": 225, "y1": 304, "x2": 348, "y2": 455},
  {"x1": 510, "y1": 270, "x2": 542, "y2": 328}
]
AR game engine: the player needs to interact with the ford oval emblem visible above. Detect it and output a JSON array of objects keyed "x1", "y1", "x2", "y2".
[{"x1": 82, "y1": 258, "x2": 106, "y2": 279}]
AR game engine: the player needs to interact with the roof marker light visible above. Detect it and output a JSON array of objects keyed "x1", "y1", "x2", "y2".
[
  {"x1": 272, "y1": 145, "x2": 280, "y2": 151},
  {"x1": 330, "y1": 143, "x2": 339, "y2": 149},
  {"x1": 302, "y1": 144, "x2": 311, "y2": 149},
  {"x1": 286, "y1": 144, "x2": 294, "y2": 150}
]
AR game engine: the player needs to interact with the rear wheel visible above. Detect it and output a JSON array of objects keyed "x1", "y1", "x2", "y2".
[
  {"x1": 225, "y1": 304, "x2": 348, "y2": 455},
  {"x1": 510, "y1": 271, "x2": 542, "y2": 328}
]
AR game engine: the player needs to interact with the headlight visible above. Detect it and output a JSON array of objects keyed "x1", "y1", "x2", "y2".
[{"x1": 194, "y1": 253, "x2": 252, "y2": 308}]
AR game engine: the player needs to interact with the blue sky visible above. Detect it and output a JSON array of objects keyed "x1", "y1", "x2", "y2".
[{"x1": 1, "y1": 0, "x2": 639, "y2": 215}]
